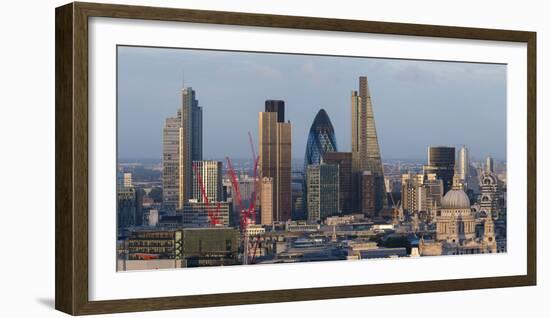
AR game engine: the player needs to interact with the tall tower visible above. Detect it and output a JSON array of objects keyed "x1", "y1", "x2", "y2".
[
  {"x1": 259, "y1": 100, "x2": 292, "y2": 223},
  {"x1": 162, "y1": 110, "x2": 181, "y2": 210},
  {"x1": 178, "y1": 87, "x2": 202, "y2": 209},
  {"x1": 486, "y1": 156, "x2": 494, "y2": 173},
  {"x1": 351, "y1": 76, "x2": 387, "y2": 212},
  {"x1": 458, "y1": 146, "x2": 470, "y2": 183},
  {"x1": 304, "y1": 109, "x2": 338, "y2": 168}
]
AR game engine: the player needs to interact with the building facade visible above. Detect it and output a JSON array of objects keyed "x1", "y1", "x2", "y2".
[
  {"x1": 192, "y1": 160, "x2": 223, "y2": 203},
  {"x1": 423, "y1": 146, "x2": 455, "y2": 194},
  {"x1": 306, "y1": 163, "x2": 339, "y2": 222},
  {"x1": 260, "y1": 177, "x2": 274, "y2": 225},
  {"x1": 259, "y1": 100, "x2": 292, "y2": 223},
  {"x1": 303, "y1": 109, "x2": 338, "y2": 168},
  {"x1": 162, "y1": 112, "x2": 181, "y2": 209},
  {"x1": 360, "y1": 171, "x2": 375, "y2": 217},
  {"x1": 323, "y1": 152, "x2": 353, "y2": 214},
  {"x1": 181, "y1": 201, "x2": 230, "y2": 227},
  {"x1": 351, "y1": 76, "x2": 387, "y2": 212},
  {"x1": 162, "y1": 85, "x2": 203, "y2": 210}
]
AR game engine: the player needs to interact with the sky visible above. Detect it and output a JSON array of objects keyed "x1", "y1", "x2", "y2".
[{"x1": 117, "y1": 46, "x2": 506, "y2": 162}]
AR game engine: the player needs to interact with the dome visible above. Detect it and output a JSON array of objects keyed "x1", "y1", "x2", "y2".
[{"x1": 441, "y1": 189, "x2": 470, "y2": 209}]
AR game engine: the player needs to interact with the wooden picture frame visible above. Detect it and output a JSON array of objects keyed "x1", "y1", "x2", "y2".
[{"x1": 55, "y1": 1, "x2": 536, "y2": 315}]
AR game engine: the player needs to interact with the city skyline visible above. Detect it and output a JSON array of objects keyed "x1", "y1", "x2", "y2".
[
  {"x1": 116, "y1": 47, "x2": 507, "y2": 270},
  {"x1": 117, "y1": 46, "x2": 507, "y2": 161}
]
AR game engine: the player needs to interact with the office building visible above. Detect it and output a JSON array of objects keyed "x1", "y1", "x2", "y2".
[
  {"x1": 458, "y1": 146, "x2": 470, "y2": 183},
  {"x1": 117, "y1": 187, "x2": 144, "y2": 228},
  {"x1": 259, "y1": 100, "x2": 292, "y2": 223},
  {"x1": 323, "y1": 152, "x2": 353, "y2": 213},
  {"x1": 162, "y1": 112, "x2": 181, "y2": 209},
  {"x1": 192, "y1": 160, "x2": 223, "y2": 203},
  {"x1": 181, "y1": 201, "x2": 230, "y2": 227},
  {"x1": 423, "y1": 146, "x2": 455, "y2": 194},
  {"x1": 260, "y1": 177, "x2": 274, "y2": 225},
  {"x1": 486, "y1": 156, "x2": 494, "y2": 173},
  {"x1": 162, "y1": 84, "x2": 203, "y2": 210},
  {"x1": 306, "y1": 163, "x2": 339, "y2": 222},
  {"x1": 351, "y1": 76, "x2": 387, "y2": 212},
  {"x1": 360, "y1": 171, "x2": 376, "y2": 217},
  {"x1": 304, "y1": 109, "x2": 338, "y2": 168}
]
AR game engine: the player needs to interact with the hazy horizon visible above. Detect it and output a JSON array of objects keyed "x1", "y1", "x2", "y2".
[{"x1": 117, "y1": 46, "x2": 507, "y2": 162}]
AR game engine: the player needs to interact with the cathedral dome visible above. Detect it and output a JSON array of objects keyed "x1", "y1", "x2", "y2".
[{"x1": 441, "y1": 189, "x2": 470, "y2": 209}]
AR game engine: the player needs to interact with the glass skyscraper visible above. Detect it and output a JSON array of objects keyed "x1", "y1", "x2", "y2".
[{"x1": 304, "y1": 109, "x2": 338, "y2": 169}]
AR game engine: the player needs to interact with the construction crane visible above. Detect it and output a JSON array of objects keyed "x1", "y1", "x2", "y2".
[{"x1": 225, "y1": 133, "x2": 263, "y2": 264}]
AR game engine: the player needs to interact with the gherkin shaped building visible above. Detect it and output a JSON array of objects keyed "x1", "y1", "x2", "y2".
[{"x1": 304, "y1": 109, "x2": 338, "y2": 169}]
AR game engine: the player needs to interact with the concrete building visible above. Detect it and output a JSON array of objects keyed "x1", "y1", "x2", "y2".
[
  {"x1": 306, "y1": 163, "x2": 339, "y2": 222},
  {"x1": 351, "y1": 76, "x2": 387, "y2": 212},
  {"x1": 259, "y1": 100, "x2": 292, "y2": 222},
  {"x1": 124, "y1": 228, "x2": 239, "y2": 268},
  {"x1": 162, "y1": 112, "x2": 181, "y2": 209}
]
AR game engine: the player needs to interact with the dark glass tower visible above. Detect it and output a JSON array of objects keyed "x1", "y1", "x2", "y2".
[
  {"x1": 265, "y1": 100, "x2": 285, "y2": 123},
  {"x1": 423, "y1": 146, "x2": 455, "y2": 194},
  {"x1": 304, "y1": 109, "x2": 338, "y2": 169}
]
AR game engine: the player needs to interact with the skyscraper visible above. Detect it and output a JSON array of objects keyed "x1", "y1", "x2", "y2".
[
  {"x1": 260, "y1": 177, "x2": 274, "y2": 225},
  {"x1": 265, "y1": 100, "x2": 285, "y2": 123},
  {"x1": 306, "y1": 163, "x2": 339, "y2": 222},
  {"x1": 360, "y1": 171, "x2": 375, "y2": 218},
  {"x1": 486, "y1": 156, "x2": 494, "y2": 173},
  {"x1": 162, "y1": 84, "x2": 203, "y2": 210},
  {"x1": 192, "y1": 160, "x2": 223, "y2": 203},
  {"x1": 304, "y1": 109, "x2": 338, "y2": 168},
  {"x1": 323, "y1": 152, "x2": 352, "y2": 214},
  {"x1": 178, "y1": 87, "x2": 202, "y2": 209},
  {"x1": 458, "y1": 146, "x2": 470, "y2": 183},
  {"x1": 162, "y1": 111, "x2": 181, "y2": 209},
  {"x1": 351, "y1": 76, "x2": 387, "y2": 212},
  {"x1": 423, "y1": 146, "x2": 455, "y2": 194},
  {"x1": 259, "y1": 100, "x2": 292, "y2": 222}
]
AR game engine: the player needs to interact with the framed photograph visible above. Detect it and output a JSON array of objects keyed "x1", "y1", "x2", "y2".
[{"x1": 55, "y1": 2, "x2": 536, "y2": 315}]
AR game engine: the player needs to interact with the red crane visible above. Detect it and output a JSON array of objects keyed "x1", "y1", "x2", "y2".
[{"x1": 225, "y1": 133, "x2": 263, "y2": 264}]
